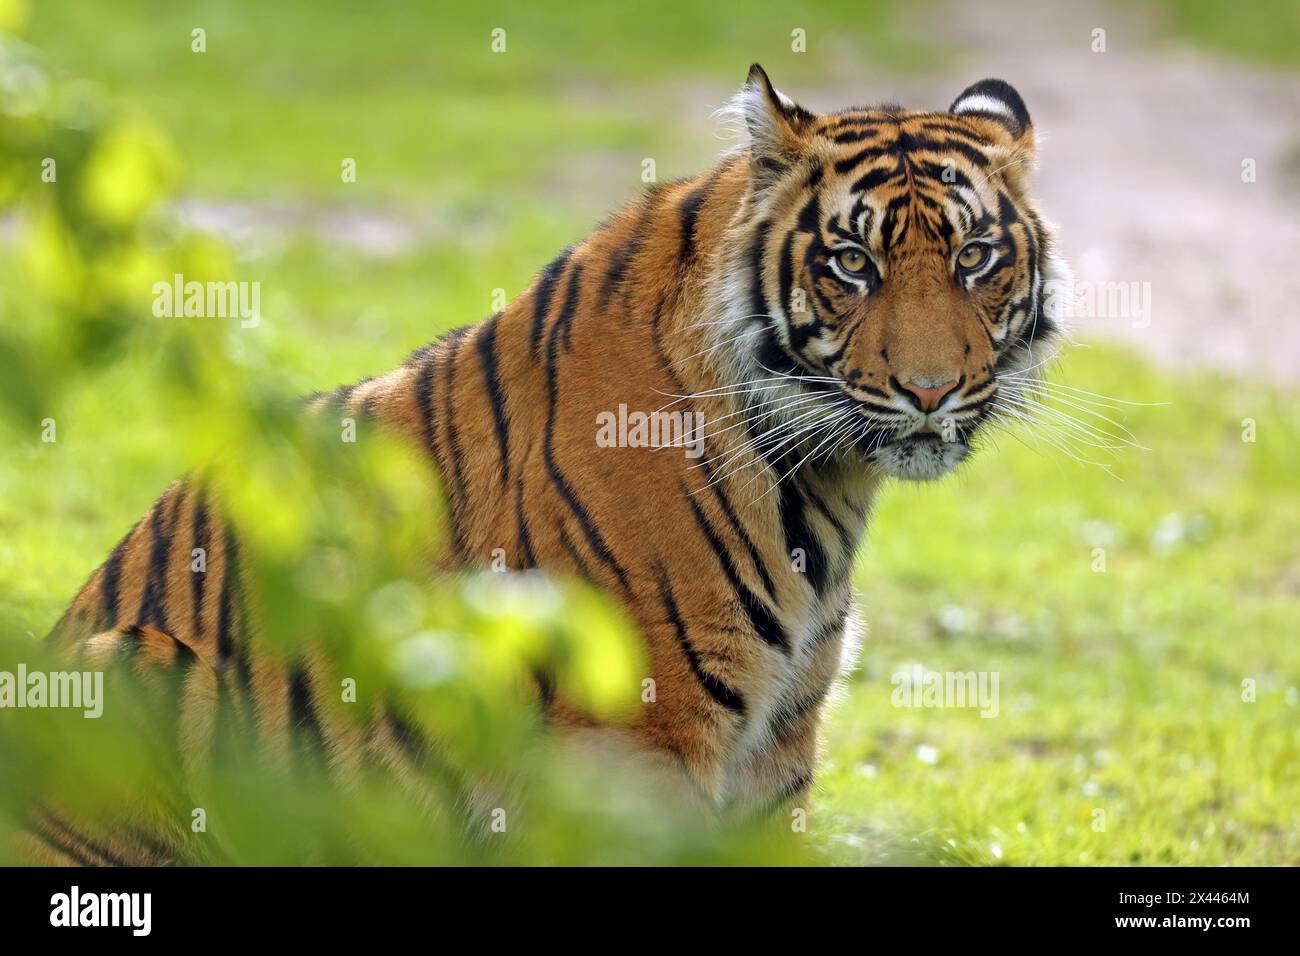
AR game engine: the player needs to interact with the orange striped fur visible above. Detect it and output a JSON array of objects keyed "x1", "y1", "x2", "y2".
[{"x1": 37, "y1": 66, "x2": 1065, "y2": 863}]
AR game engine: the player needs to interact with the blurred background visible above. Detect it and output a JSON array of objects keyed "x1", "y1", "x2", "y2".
[{"x1": 0, "y1": 0, "x2": 1297, "y2": 864}]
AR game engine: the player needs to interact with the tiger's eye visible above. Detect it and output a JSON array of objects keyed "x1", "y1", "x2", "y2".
[
  {"x1": 837, "y1": 249, "x2": 868, "y2": 273},
  {"x1": 956, "y1": 243, "x2": 989, "y2": 270}
]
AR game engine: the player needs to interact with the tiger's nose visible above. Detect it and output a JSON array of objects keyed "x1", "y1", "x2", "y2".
[{"x1": 897, "y1": 378, "x2": 960, "y2": 412}]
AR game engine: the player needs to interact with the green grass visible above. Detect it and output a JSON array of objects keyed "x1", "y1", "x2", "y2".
[
  {"x1": 2, "y1": 0, "x2": 1298, "y2": 865},
  {"x1": 23, "y1": 0, "x2": 940, "y2": 204},
  {"x1": 818, "y1": 347, "x2": 1300, "y2": 865},
  {"x1": 1163, "y1": 0, "x2": 1300, "y2": 68}
]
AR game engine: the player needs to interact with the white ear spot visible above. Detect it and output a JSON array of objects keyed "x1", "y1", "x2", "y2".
[
  {"x1": 951, "y1": 93, "x2": 1015, "y2": 123},
  {"x1": 948, "y1": 78, "x2": 1031, "y2": 139}
]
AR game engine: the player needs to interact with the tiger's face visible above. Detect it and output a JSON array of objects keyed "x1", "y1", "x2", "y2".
[{"x1": 727, "y1": 66, "x2": 1065, "y2": 481}]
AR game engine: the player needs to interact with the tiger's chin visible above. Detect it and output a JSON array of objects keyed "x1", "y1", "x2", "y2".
[{"x1": 868, "y1": 433, "x2": 970, "y2": 482}]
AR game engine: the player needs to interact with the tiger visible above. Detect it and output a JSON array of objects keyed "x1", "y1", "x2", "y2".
[{"x1": 27, "y1": 64, "x2": 1065, "y2": 864}]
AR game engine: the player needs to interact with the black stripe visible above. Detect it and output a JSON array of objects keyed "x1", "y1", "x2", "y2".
[
  {"x1": 386, "y1": 710, "x2": 432, "y2": 767},
  {"x1": 100, "y1": 534, "x2": 131, "y2": 629},
  {"x1": 770, "y1": 684, "x2": 831, "y2": 736},
  {"x1": 476, "y1": 312, "x2": 510, "y2": 489},
  {"x1": 778, "y1": 772, "x2": 813, "y2": 802},
  {"x1": 190, "y1": 486, "x2": 210, "y2": 641},
  {"x1": 439, "y1": 327, "x2": 473, "y2": 559},
  {"x1": 541, "y1": 266, "x2": 632, "y2": 594},
  {"x1": 918, "y1": 158, "x2": 974, "y2": 192},
  {"x1": 851, "y1": 161, "x2": 901, "y2": 195},
  {"x1": 684, "y1": 490, "x2": 787, "y2": 652},
  {"x1": 880, "y1": 192, "x2": 914, "y2": 249},
  {"x1": 766, "y1": 457, "x2": 830, "y2": 596},
  {"x1": 136, "y1": 494, "x2": 176, "y2": 634},
  {"x1": 529, "y1": 247, "x2": 573, "y2": 360},
  {"x1": 556, "y1": 256, "x2": 584, "y2": 353},
  {"x1": 169, "y1": 631, "x2": 199, "y2": 664},
  {"x1": 707, "y1": 483, "x2": 777, "y2": 602},
  {"x1": 557, "y1": 524, "x2": 595, "y2": 582},
  {"x1": 414, "y1": 343, "x2": 464, "y2": 553},
  {"x1": 748, "y1": 219, "x2": 772, "y2": 323},
  {"x1": 383, "y1": 710, "x2": 476, "y2": 822},
  {"x1": 804, "y1": 484, "x2": 854, "y2": 561},
  {"x1": 812, "y1": 281, "x2": 839, "y2": 318},
  {"x1": 810, "y1": 600, "x2": 851, "y2": 647},
  {"x1": 834, "y1": 144, "x2": 895, "y2": 175},
  {"x1": 916, "y1": 120, "x2": 991, "y2": 146},
  {"x1": 288, "y1": 663, "x2": 326, "y2": 762},
  {"x1": 997, "y1": 191, "x2": 1022, "y2": 270},
  {"x1": 832, "y1": 127, "x2": 883, "y2": 144},
  {"x1": 795, "y1": 190, "x2": 822, "y2": 235},
  {"x1": 747, "y1": 771, "x2": 815, "y2": 822},
  {"x1": 26, "y1": 820, "x2": 97, "y2": 866},
  {"x1": 531, "y1": 665, "x2": 556, "y2": 711},
  {"x1": 413, "y1": 347, "x2": 439, "y2": 459},
  {"x1": 678, "y1": 176, "x2": 714, "y2": 264},
  {"x1": 925, "y1": 136, "x2": 992, "y2": 169},
  {"x1": 782, "y1": 230, "x2": 824, "y2": 353},
  {"x1": 822, "y1": 338, "x2": 848, "y2": 369},
  {"x1": 31, "y1": 814, "x2": 129, "y2": 866},
  {"x1": 116, "y1": 623, "x2": 146, "y2": 666},
  {"x1": 598, "y1": 233, "x2": 644, "y2": 314},
  {"x1": 514, "y1": 475, "x2": 536, "y2": 569},
  {"x1": 754, "y1": 325, "x2": 803, "y2": 378},
  {"x1": 778, "y1": 229, "x2": 797, "y2": 322},
  {"x1": 656, "y1": 563, "x2": 745, "y2": 714},
  {"x1": 216, "y1": 528, "x2": 240, "y2": 663}
]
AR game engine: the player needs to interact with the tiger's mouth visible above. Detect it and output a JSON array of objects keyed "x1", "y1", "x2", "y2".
[
  {"x1": 848, "y1": 403, "x2": 989, "y2": 480},
  {"x1": 867, "y1": 431, "x2": 971, "y2": 481}
]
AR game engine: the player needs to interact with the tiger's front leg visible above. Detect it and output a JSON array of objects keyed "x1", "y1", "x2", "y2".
[
  {"x1": 725, "y1": 701, "x2": 822, "y2": 823},
  {"x1": 720, "y1": 615, "x2": 853, "y2": 822},
  {"x1": 547, "y1": 637, "x2": 740, "y2": 822}
]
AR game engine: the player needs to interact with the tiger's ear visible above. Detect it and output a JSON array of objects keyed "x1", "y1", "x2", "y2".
[
  {"x1": 735, "y1": 63, "x2": 814, "y2": 189},
  {"x1": 949, "y1": 78, "x2": 1035, "y2": 182}
]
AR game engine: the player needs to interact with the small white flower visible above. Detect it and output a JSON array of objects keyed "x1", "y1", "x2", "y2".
[
  {"x1": 391, "y1": 631, "x2": 459, "y2": 687},
  {"x1": 936, "y1": 605, "x2": 974, "y2": 635}
]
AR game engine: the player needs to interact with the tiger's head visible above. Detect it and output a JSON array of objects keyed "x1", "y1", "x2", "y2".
[{"x1": 714, "y1": 64, "x2": 1068, "y2": 481}]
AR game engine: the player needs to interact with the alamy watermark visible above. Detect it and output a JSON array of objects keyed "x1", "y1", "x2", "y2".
[
  {"x1": 891, "y1": 664, "x2": 999, "y2": 718},
  {"x1": 50, "y1": 886, "x2": 150, "y2": 936},
  {"x1": 0, "y1": 664, "x2": 103, "y2": 718},
  {"x1": 1044, "y1": 277, "x2": 1152, "y2": 329},
  {"x1": 595, "y1": 404, "x2": 705, "y2": 458},
  {"x1": 152, "y1": 273, "x2": 261, "y2": 328}
]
